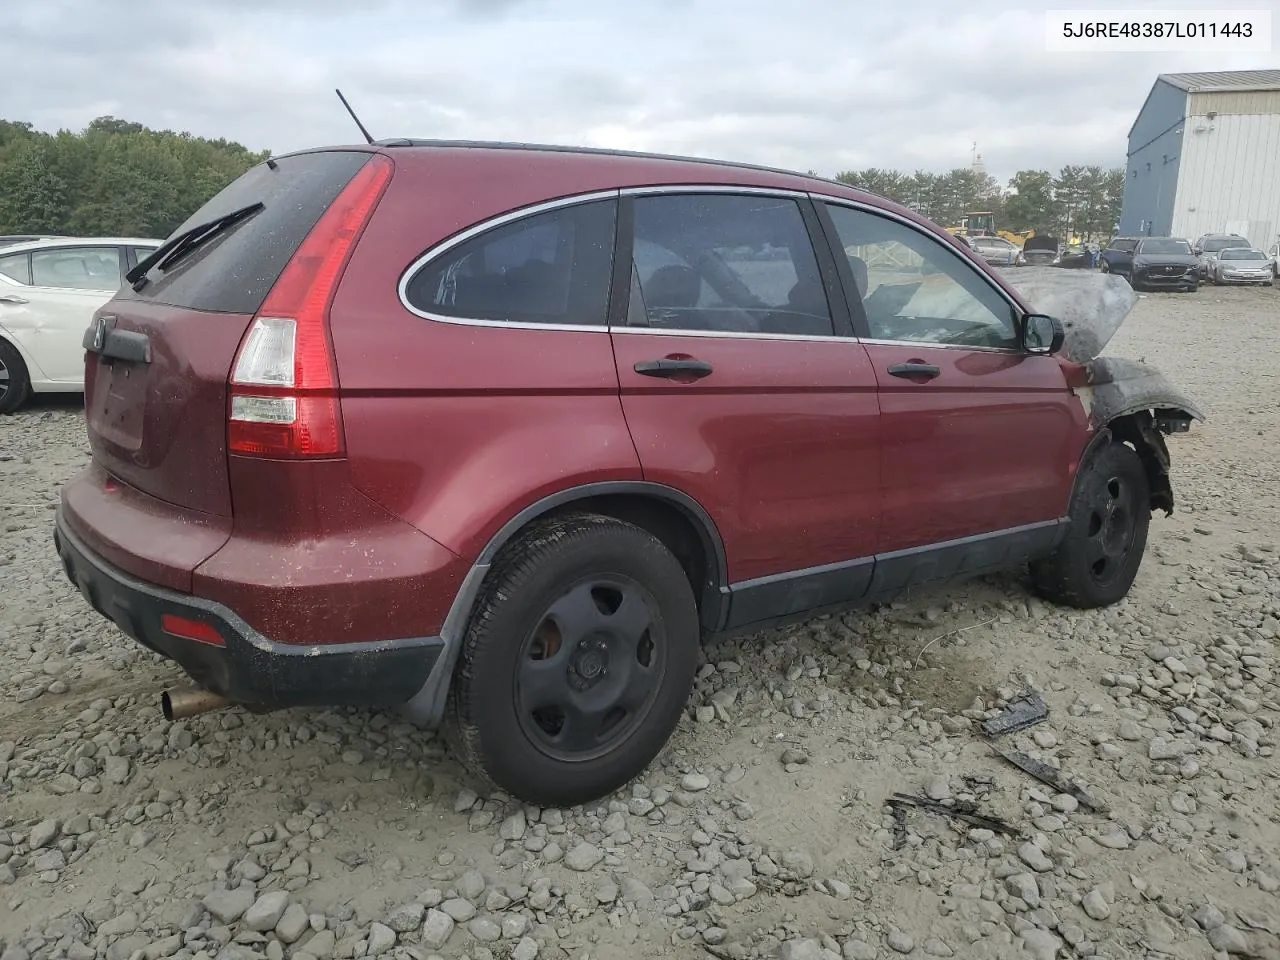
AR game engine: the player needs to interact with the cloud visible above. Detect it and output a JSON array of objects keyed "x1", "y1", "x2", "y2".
[{"x1": 3, "y1": 0, "x2": 1278, "y2": 183}]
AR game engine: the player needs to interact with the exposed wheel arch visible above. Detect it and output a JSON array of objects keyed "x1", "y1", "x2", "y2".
[{"x1": 475, "y1": 482, "x2": 731, "y2": 633}]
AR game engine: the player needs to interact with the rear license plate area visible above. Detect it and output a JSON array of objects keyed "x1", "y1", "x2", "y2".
[{"x1": 88, "y1": 358, "x2": 148, "y2": 452}]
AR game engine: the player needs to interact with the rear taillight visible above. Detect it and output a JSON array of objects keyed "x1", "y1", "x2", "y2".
[{"x1": 228, "y1": 154, "x2": 393, "y2": 458}]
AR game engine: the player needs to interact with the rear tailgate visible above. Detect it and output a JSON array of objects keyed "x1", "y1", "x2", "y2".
[{"x1": 70, "y1": 149, "x2": 377, "y2": 586}]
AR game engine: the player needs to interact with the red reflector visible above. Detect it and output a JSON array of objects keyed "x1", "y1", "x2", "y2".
[{"x1": 161, "y1": 614, "x2": 226, "y2": 647}]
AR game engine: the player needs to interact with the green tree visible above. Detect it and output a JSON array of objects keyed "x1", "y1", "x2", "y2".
[
  {"x1": 0, "y1": 115, "x2": 267, "y2": 237},
  {"x1": 0, "y1": 141, "x2": 70, "y2": 233},
  {"x1": 1003, "y1": 170, "x2": 1055, "y2": 233}
]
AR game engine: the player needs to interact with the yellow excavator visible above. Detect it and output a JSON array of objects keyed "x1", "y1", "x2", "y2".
[{"x1": 945, "y1": 211, "x2": 1034, "y2": 247}]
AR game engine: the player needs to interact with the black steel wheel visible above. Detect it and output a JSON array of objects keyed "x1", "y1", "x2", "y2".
[
  {"x1": 1031, "y1": 441, "x2": 1150, "y2": 608},
  {"x1": 515, "y1": 576, "x2": 666, "y2": 762},
  {"x1": 447, "y1": 513, "x2": 699, "y2": 806}
]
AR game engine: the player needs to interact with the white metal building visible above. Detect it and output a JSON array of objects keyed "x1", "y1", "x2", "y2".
[{"x1": 1118, "y1": 70, "x2": 1280, "y2": 248}]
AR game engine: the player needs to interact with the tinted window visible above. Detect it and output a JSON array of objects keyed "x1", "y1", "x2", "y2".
[
  {"x1": 628, "y1": 194, "x2": 832, "y2": 336},
  {"x1": 404, "y1": 199, "x2": 617, "y2": 326},
  {"x1": 824, "y1": 204, "x2": 1018, "y2": 349},
  {"x1": 119, "y1": 151, "x2": 371, "y2": 314},
  {"x1": 1111, "y1": 239, "x2": 1137, "y2": 252},
  {"x1": 0, "y1": 253, "x2": 30, "y2": 285},
  {"x1": 1202, "y1": 236, "x2": 1245, "y2": 252},
  {"x1": 30, "y1": 247, "x2": 121, "y2": 290}
]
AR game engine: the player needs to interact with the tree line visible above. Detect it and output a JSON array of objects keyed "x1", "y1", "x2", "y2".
[
  {"x1": 832, "y1": 165, "x2": 1125, "y2": 242},
  {"x1": 0, "y1": 117, "x2": 268, "y2": 239},
  {"x1": 1, "y1": 114, "x2": 1124, "y2": 246}
]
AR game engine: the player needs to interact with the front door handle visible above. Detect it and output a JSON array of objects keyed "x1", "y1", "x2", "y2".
[
  {"x1": 634, "y1": 358, "x2": 713, "y2": 380},
  {"x1": 0, "y1": 295, "x2": 29, "y2": 305},
  {"x1": 888, "y1": 362, "x2": 941, "y2": 380}
]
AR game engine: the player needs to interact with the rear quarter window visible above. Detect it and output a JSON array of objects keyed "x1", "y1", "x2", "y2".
[
  {"x1": 118, "y1": 151, "x2": 372, "y2": 315},
  {"x1": 401, "y1": 198, "x2": 618, "y2": 327}
]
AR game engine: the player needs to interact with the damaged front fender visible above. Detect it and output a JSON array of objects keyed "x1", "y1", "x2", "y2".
[
  {"x1": 1001, "y1": 268, "x2": 1205, "y2": 516},
  {"x1": 1075, "y1": 356, "x2": 1205, "y2": 432},
  {"x1": 1074, "y1": 358, "x2": 1205, "y2": 516}
]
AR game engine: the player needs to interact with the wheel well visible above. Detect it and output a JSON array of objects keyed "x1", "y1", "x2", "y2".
[
  {"x1": 542, "y1": 493, "x2": 723, "y2": 632},
  {"x1": 1106, "y1": 411, "x2": 1175, "y2": 515}
]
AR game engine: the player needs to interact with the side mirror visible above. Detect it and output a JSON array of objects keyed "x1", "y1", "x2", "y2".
[{"x1": 1022, "y1": 313, "x2": 1064, "y2": 355}]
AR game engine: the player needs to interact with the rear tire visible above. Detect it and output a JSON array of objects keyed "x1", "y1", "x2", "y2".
[
  {"x1": 447, "y1": 513, "x2": 700, "y2": 806},
  {"x1": 0, "y1": 339, "x2": 31, "y2": 415},
  {"x1": 1031, "y1": 442, "x2": 1151, "y2": 609}
]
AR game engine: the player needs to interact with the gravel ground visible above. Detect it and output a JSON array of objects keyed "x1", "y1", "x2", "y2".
[{"x1": 1, "y1": 284, "x2": 1278, "y2": 960}]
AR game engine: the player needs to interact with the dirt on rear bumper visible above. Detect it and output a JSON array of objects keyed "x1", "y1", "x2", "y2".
[{"x1": 53, "y1": 506, "x2": 444, "y2": 709}]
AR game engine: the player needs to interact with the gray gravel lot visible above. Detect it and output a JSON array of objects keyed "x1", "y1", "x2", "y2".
[{"x1": 1, "y1": 284, "x2": 1278, "y2": 960}]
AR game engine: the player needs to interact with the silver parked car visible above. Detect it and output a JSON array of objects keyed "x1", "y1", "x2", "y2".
[
  {"x1": 1211, "y1": 247, "x2": 1274, "y2": 285},
  {"x1": 1193, "y1": 233, "x2": 1250, "y2": 279},
  {"x1": 967, "y1": 235, "x2": 1020, "y2": 267}
]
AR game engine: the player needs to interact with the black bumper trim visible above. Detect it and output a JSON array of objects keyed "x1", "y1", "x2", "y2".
[{"x1": 53, "y1": 507, "x2": 444, "y2": 709}]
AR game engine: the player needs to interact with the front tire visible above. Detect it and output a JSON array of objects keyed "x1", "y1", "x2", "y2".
[
  {"x1": 447, "y1": 513, "x2": 700, "y2": 806},
  {"x1": 1031, "y1": 442, "x2": 1151, "y2": 609},
  {"x1": 0, "y1": 339, "x2": 32, "y2": 415}
]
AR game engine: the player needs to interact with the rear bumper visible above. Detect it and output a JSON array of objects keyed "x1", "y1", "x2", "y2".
[{"x1": 54, "y1": 506, "x2": 446, "y2": 710}]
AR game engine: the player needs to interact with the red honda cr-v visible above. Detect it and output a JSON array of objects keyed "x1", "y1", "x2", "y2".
[{"x1": 54, "y1": 141, "x2": 1201, "y2": 806}]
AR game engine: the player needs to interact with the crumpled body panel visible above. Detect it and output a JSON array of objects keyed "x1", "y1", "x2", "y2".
[
  {"x1": 1078, "y1": 356, "x2": 1205, "y2": 429},
  {"x1": 1001, "y1": 267, "x2": 1137, "y2": 363}
]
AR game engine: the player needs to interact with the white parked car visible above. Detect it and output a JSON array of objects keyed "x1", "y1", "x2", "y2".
[{"x1": 0, "y1": 236, "x2": 161, "y2": 412}]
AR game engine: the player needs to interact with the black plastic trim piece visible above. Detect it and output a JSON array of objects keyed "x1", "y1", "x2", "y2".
[
  {"x1": 721, "y1": 518, "x2": 1069, "y2": 635},
  {"x1": 606, "y1": 195, "x2": 636, "y2": 328},
  {"x1": 798, "y1": 196, "x2": 856, "y2": 338},
  {"x1": 725, "y1": 556, "x2": 874, "y2": 630},
  {"x1": 54, "y1": 509, "x2": 441, "y2": 708},
  {"x1": 865, "y1": 519, "x2": 1066, "y2": 601}
]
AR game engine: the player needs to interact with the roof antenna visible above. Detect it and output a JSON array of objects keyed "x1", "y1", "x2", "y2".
[{"x1": 335, "y1": 88, "x2": 375, "y2": 144}]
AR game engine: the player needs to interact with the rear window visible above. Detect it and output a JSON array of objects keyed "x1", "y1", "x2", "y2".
[{"x1": 118, "y1": 150, "x2": 372, "y2": 314}]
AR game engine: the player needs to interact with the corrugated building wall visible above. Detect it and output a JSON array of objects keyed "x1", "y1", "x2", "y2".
[
  {"x1": 1170, "y1": 89, "x2": 1280, "y2": 247},
  {"x1": 1120, "y1": 72, "x2": 1280, "y2": 246}
]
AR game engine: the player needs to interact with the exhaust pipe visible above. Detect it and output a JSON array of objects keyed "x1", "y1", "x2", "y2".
[{"x1": 162, "y1": 688, "x2": 231, "y2": 721}]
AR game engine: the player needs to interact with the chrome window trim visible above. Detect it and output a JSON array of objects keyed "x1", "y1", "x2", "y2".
[
  {"x1": 397, "y1": 189, "x2": 620, "y2": 329},
  {"x1": 612, "y1": 326, "x2": 851, "y2": 344},
  {"x1": 396, "y1": 184, "x2": 1030, "y2": 354},
  {"x1": 621, "y1": 184, "x2": 811, "y2": 199},
  {"x1": 859, "y1": 337, "x2": 1020, "y2": 354}
]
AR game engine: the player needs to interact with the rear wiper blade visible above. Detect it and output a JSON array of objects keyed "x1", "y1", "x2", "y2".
[{"x1": 127, "y1": 202, "x2": 264, "y2": 291}]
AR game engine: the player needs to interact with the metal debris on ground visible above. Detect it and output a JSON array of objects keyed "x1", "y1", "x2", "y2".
[
  {"x1": 980, "y1": 691, "x2": 1049, "y2": 736},
  {"x1": 890, "y1": 802, "x2": 909, "y2": 850},
  {"x1": 990, "y1": 747, "x2": 1109, "y2": 813},
  {"x1": 886, "y1": 793, "x2": 1017, "y2": 845}
]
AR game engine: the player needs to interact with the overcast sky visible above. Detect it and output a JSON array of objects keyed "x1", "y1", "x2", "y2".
[{"x1": 4, "y1": 0, "x2": 1277, "y2": 183}]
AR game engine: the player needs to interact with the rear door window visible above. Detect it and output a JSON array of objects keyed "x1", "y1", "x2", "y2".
[
  {"x1": 30, "y1": 247, "x2": 122, "y2": 290},
  {"x1": 402, "y1": 198, "x2": 617, "y2": 327},
  {"x1": 119, "y1": 150, "x2": 373, "y2": 315},
  {"x1": 626, "y1": 193, "x2": 833, "y2": 336}
]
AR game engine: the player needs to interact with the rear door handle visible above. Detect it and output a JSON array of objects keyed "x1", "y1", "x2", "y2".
[
  {"x1": 887, "y1": 362, "x2": 941, "y2": 380},
  {"x1": 0, "y1": 295, "x2": 28, "y2": 305},
  {"x1": 634, "y1": 358, "x2": 713, "y2": 380}
]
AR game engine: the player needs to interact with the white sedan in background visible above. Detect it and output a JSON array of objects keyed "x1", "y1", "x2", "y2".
[{"x1": 0, "y1": 236, "x2": 161, "y2": 413}]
